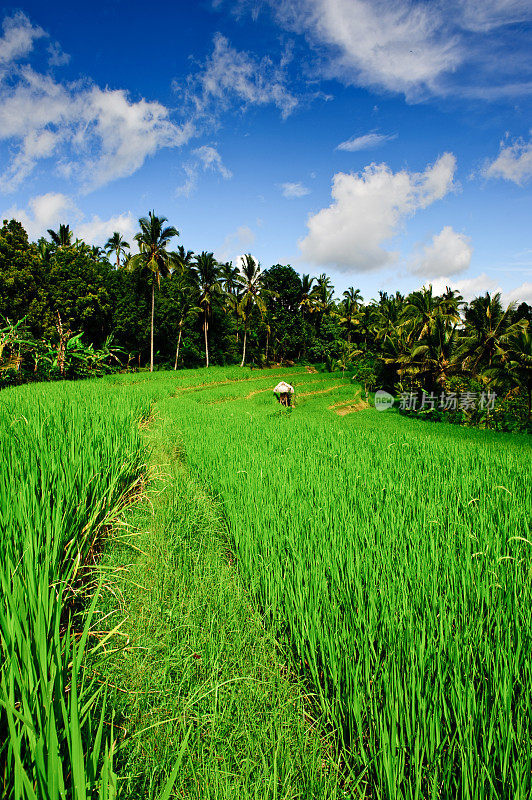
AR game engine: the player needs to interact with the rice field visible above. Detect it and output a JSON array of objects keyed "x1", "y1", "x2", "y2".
[
  {"x1": 1, "y1": 366, "x2": 531, "y2": 798},
  {"x1": 0, "y1": 381, "x2": 150, "y2": 798}
]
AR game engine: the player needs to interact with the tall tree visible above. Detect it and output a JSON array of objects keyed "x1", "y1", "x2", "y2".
[
  {"x1": 220, "y1": 262, "x2": 240, "y2": 295},
  {"x1": 401, "y1": 286, "x2": 441, "y2": 342},
  {"x1": 129, "y1": 212, "x2": 178, "y2": 372},
  {"x1": 174, "y1": 245, "x2": 194, "y2": 275},
  {"x1": 171, "y1": 271, "x2": 200, "y2": 369},
  {"x1": 299, "y1": 274, "x2": 316, "y2": 319},
  {"x1": 47, "y1": 224, "x2": 73, "y2": 248},
  {"x1": 460, "y1": 293, "x2": 522, "y2": 372},
  {"x1": 340, "y1": 287, "x2": 363, "y2": 342},
  {"x1": 104, "y1": 232, "x2": 130, "y2": 268},
  {"x1": 235, "y1": 254, "x2": 266, "y2": 367},
  {"x1": 191, "y1": 252, "x2": 221, "y2": 368}
]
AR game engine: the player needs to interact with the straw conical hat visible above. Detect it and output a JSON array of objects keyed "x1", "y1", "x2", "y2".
[{"x1": 273, "y1": 381, "x2": 294, "y2": 394}]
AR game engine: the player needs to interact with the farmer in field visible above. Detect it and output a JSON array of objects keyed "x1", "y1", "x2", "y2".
[{"x1": 273, "y1": 381, "x2": 294, "y2": 407}]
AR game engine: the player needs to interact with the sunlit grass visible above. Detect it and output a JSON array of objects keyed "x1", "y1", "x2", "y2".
[
  {"x1": 0, "y1": 381, "x2": 149, "y2": 799},
  {"x1": 2, "y1": 365, "x2": 530, "y2": 798},
  {"x1": 154, "y1": 367, "x2": 532, "y2": 799}
]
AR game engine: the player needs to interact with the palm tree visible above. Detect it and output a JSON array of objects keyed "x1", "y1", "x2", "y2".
[
  {"x1": 459, "y1": 293, "x2": 522, "y2": 373},
  {"x1": 340, "y1": 287, "x2": 363, "y2": 342},
  {"x1": 104, "y1": 231, "x2": 130, "y2": 268},
  {"x1": 401, "y1": 286, "x2": 441, "y2": 342},
  {"x1": 299, "y1": 274, "x2": 316, "y2": 317},
  {"x1": 370, "y1": 292, "x2": 405, "y2": 343},
  {"x1": 47, "y1": 224, "x2": 72, "y2": 247},
  {"x1": 398, "y1": 317, "x2": 462, "y2": 391},
  {"x1": 173, "y1": 245, "x2": 194, "y2": 275},
  {"x1": 191, "y1": 252, "x2": 221, "y2": 368},
  {"x1": 171, "y1": 271, "x2": 201, "y2": 370},
  {"x1": 129, "y1": 211, "x2": 179, "y2": 372},
  {"x1": 36, "y1": 239, "x2": 52, "y2": 266},
  {"x1": 312, "y1": 273, "x2": 334, "y2": 309},
  {"x1": 220, "y1": 262, "x2": 240, "y2": 295},
  {"x1": 482, "y1": 321, "x2": 532, "y2": 420},
  {"x1": 235, "y1": 254, "x2": 266, "y2": 367}
]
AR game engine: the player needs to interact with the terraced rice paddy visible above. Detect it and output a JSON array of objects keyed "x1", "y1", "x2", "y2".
[{"x1": 1, "y1": 366, "x2": 531, "y2": 799}]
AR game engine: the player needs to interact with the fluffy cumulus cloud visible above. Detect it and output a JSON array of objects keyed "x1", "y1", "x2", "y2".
[
  {"x1": 1, "y1": 192, "x2": 136, "y2": 247},
  {"x1": 1, "y1": 193, "x2": 77, "y2": 240},
  {"x1": 429, "y1": 273, "x2": 532, "y2": 306},
  {"x1": 75, "y1": 212, "x2": 136, "y2": 247},
  {"x1": 0, "y1": 13, "x2": 194, "y2": 193},
  {"x1": 299, "y1": 153, "x2": 456, "y2": 272},
  {"x1": 182, "y1": 32, "x2": 298, "y2": 120},
  {"x1": 504, "y1": 281, "x2": 532, "y2": 305},
  {"x1": 281, "y1": 181, "x2": 310, "y2": 198},
  {"x1": 410, "y1": 226, "x2": 472, "y2": 278},
  {"x1": 483, "y1": 133, "x2": 532, "y2": 184},
  {"x1": 337, "y1": 132, "x2": 397, "y2": 152}
]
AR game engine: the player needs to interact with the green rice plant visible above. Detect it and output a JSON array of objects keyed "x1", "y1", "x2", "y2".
[
  {"x1": 3, "y1": 365, "x2": 530, "y2": 798},
  {"x1": 153, "y1": 369, "x2": 532, "y2": 799},
  {"x1": 0, "y1": 382, "x2": 148, "y2": 798}
]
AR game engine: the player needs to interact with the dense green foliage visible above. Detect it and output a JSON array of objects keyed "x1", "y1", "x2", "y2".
[{"x1": 0, "y1": 215, "x2": 530, "y2": 430}]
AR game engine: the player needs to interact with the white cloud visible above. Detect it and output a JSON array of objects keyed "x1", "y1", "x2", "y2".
[
  {"x1": 0, "y1": 13, "x2": 194, "y2": 193},
  {"x1": 483, "y1": 133, "x2": 532, "y2": 184},
  {"x1": 194, "y1": 145, "x2": 232, "y2": 178},
  {"x1": 502, "y1": 281, "x2": 532, "y2": 305},
  {"x1": 1, "y1": 193, "x2": 137, "y2": 250},
  {"x1": 217, "y1": 224, "x2": 256, "y2": 262},
  {"x1": 299, "y1": 153, "x2": 457, "y2": 272},
  {"x1": 337, "y1": 132, "x2": 397, "y2": 152},
  {"x1": 1, "y1": 192, "x2": 78, "y2": 240},
  {"x1": 241, "y1": 0, "x2": 532, "y2": 100},
  {"x1": 281, "y1": 181, "x2": 310, "y2": 198},
  {"x1": 268, "y1": 0, "x2": 462, "y2": 98},
  {"x1": 177, "y1": 144, "x2": 232, "y2": 196},
  {"x1": 459, "y1": 0, "x2": 532, "y2": 32},
  {"x1": 428, "y1": 273, "x2": 532, "y2": 306},
  {"x1": 47, "y1": 41, "x2": 70, "y2": 67},
  {"x1": 410, "y1": 226, "x2": 472, "y2": 278},
  {"x1": 75, "y1": 212, "x2": 136, "y2": 248},
  {"x1": 183, "y1": 32, "x2": 298, "y2": 120},
  {"x1": 0, "y1": 12, "x2": 44, "y2": 66}
]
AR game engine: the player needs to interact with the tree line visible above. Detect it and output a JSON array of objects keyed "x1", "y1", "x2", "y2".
[{"x1": 0, "y1": 213, "x2": 531, "y2": 427}]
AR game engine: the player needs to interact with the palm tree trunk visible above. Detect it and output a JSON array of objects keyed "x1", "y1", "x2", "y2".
[
  {"x1": 265, "y1": 328, "x2": 269, "y2": 362},
  {"x1": 150, "y1": 282, "x2": 155, "y2": 372},
  {"x1": 240, "y1": 326, "x2": 247, "y2": 367},
  {"x1": 204, "y1": 313, "x2": 209, "y2": 368},
  {"x1": 174, "y1": 325, "x2": 183, "y2": 370}
]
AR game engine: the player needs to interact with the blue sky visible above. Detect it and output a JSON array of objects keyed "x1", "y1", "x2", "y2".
[{"x1": 0, "y1": 0, "x2": 531, "y2": 304}]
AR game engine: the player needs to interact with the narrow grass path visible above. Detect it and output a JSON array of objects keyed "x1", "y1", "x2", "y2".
[{"x1": 91, "y1": 409, "x2": 344, "y2": 799}]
